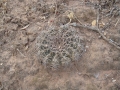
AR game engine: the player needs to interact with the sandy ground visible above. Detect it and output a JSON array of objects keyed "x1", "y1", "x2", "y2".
[{"x1": 0, "y1": 0, "x2": 120, "y2": 90}]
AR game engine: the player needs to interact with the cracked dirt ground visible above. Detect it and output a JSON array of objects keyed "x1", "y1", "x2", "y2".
[{"x1": 0, "y1": 0, "x2": 120, "y2": 90}]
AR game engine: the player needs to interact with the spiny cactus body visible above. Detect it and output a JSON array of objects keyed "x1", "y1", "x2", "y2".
[{"x1": 36, "y1": 26, "x2": 85, "y2": 69}]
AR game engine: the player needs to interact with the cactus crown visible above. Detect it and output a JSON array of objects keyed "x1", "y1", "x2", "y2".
[{"x1": 36, "y1": 26, "x2": 85, "y2": 69}]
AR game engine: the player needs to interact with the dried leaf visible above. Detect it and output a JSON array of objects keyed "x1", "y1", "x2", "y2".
[
  {"x1": 99, "y1": 22, "x2": 105, "y2": 28},
  {"x1": 67, "y1": 11, "x2": 74, "y2": 20},
  {"x1": 92, "y1": 20, "x2": 96, "y2": 26},
  {"x1": 40, "y1": 16, "x2": 46, "y2": 20},
  {"x1": 25, "y1": 45, "x2": 29, "y2": 51}
]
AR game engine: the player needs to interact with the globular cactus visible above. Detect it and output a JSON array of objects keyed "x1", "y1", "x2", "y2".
[{"x1": 36, "y1": 26, "x2": 85, "y2": 69}]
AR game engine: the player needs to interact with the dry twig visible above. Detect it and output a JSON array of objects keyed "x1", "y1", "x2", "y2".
[
  {"x1": 17, "y1": 48, "x2": 26, "y2": 57},
  {"x1": 70, "y1": 22, "x2": 120, "y2": 50},
  {"x1": 54, "y1": 0, "x2": 58, "y2": 17},
  {"x1": 70, "y1": 1, "x2": 120, "y2": 50}
]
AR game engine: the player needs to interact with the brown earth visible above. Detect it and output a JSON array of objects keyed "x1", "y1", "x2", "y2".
[{"x1": 0, "y1": 0, "x2": 120, "y2": 90}]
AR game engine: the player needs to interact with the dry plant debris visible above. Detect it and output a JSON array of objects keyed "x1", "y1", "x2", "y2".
[{"x1": 69, "y1": 0, "x2": 120, "y2": 50}]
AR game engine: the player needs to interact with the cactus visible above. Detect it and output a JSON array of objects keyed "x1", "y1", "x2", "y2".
[{"x1": 36, "y1": 26, "x2": 85, "y2": 69}]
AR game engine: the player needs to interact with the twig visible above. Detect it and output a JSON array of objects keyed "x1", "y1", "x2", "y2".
[
  {"x1": 115, "y1": 18, "x2": 120, "y2": 27},
  {"x1": 97, "y1": 28, "x2": 120, "y2": 50},
  {"x1": 96, "y1": 2, "x2": 120, "y2": 50},
  {"x1": 105, "y1": 7, "x2": 116, "y2": 17},
  {"x1": 21, "y1": 24, "x2": 30, "y2": 30},
  {"x1": 54, "y1": 0, "x2": 58, "y2": 17},
  {"x1": 17, "y1": 48, "x2": 26, "y2": 57},
  {"x1": 74, "y1": 13, "x2": 83, "y2": 25},
  {"x1": 70, "y1": 23, "x2": 120, "y2": 50},
  {"x1": 96, "y1": 4, "x2": 100, "y2": 28},
  {"x1": 70, "y1": 23, "x2": 97, "y2": 31}
]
